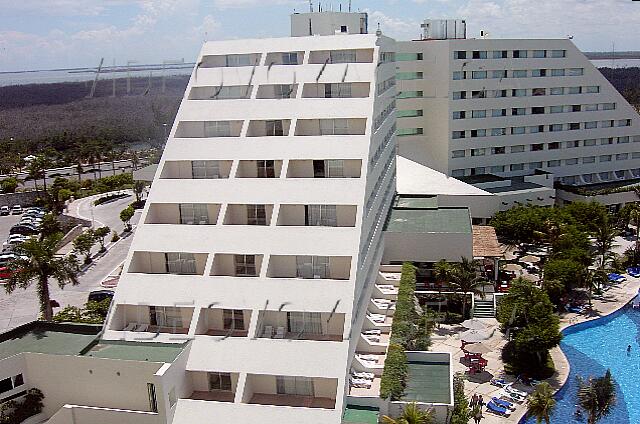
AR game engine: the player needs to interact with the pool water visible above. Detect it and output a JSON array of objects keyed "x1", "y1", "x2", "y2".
[{"x1": 523, "y1": 306, "x2": 640, "y2": 423}]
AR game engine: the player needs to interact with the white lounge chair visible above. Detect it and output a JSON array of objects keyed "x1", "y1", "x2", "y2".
[
  {"x1": 357, "y1": 354, "x2": 378, "y2": 361},
  {"x1": 362, "y1": 329, "x2": 382, "y2": 335},
  {"x1": 262, "y1": 325, "x2": 273, "y2": 338},
  {"x1": 363, "y1": 334, "x2": 381, "y2": 343},
  {"x1": 134, "y1": 323, "x2": 149, "y2": 332},
  {"x1": 351, "y1": 371, "x2": 375, "y2": 380},
  {"x1": 274, "y1": 327, "x2": 285, "y2": 339},
  {"x1": 123, "y1": 322, "x2": 137, "y2": 331}
]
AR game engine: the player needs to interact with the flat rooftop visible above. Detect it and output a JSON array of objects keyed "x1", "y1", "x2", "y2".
[
  {"x1": 83, "y1": 340, "x2": 186, "y2": 363},
  {"x1": 403, "y1": 359, "x2": 451, "y2": 404},
  {"x1": 342, "y1": 405, "x2": 379, "y2": 424},
  {"x1": 395, "y1": 195, "x2": 439, "y2": 209},
  {"x1": 482, "y1": 181, "x2": 545, "y2": 194},
  {"x1": 385, "y1": 207, "x2": 471, "y2": 234}
]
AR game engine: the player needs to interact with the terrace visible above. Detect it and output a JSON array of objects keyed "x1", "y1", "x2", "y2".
[{"x1": 243, "y1": 374, "x2": 337, "y2": 409}]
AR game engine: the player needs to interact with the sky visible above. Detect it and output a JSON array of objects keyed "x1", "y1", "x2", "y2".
[{"x1": 0, "y1": 0, "x2": 639, "y2": 71}]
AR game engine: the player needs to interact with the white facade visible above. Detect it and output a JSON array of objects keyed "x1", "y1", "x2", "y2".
[
  {"x1": 104, "y1": 29, "x2": 397, "y2": 424},
  {"x1": 396, "y1": 38, "x2": 640, "y2": 187}
]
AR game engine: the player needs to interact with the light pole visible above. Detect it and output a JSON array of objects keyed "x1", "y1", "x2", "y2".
[{"x1": 163, "y1": 123, "x2": 168, "y2": 143}]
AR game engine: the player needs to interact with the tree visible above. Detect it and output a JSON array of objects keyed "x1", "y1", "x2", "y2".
[
  {"x1": 39, "y1": 213, "x2": 62, "y2": 239},
  {"x1": 0, "y1": 177, "x2": 19, "y2": 193},
  {"x1": 527, "y1": 382, "x2": 556, "y2": 424},
  {"x1": 593, "y1": 218, "x2": 618, "y2": 269},
  {"x1": 450, "y1": 257, "x2": 484, "y2": 319},
  {"x1": 26, "y1": 156, "x2": 45, "y2": 192},
  {"x1": 120, "y1": 205, "x2": 135, "y2": 231},
  {"x1": 93, "y1": 226, "x2": 111, "y2": 252},
  {"x1": 584, "y1": 269, "x2": 608, "y2": 307},
  {"x1": 382, "y1": 402, "x2": 434, "y2": 424},
  {"x1": 73, "y1": 229, "x2": 96, "y2": 264},
  {"x1": 4, "y1": 233, "x2": 80, "y2": 321},
  {"x1": 578, "y1": 370, "x2": 616, "y2": 424},
  {"x1": 544, "y1": 258, "x2": 585, "y2": 293},
  {"x1": 53, "y1": 298, "x2": 111, "y2": 324},
  {"x1": 449, "y1": 373, "x2": 471, "y2": 424},
  {"x1": 133, "y1": 180, "x2": 145, "y2": 205}
]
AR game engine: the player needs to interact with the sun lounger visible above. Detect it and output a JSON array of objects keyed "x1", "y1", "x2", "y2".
[
  {"x1": 274, "y1": 326, "x2": 285, "y2": 339},
  {"x1": 362, "y1": 329, "x2": 382, "y2": 335},
  {"x1": 123, "y1": 323, "x2": 137, "y2": 331},
  {"x1": 486, "y1": 400, "x2": 511, "y2": 417},
  {"x1": 505, "y1": 384, "x2": 528, "y2": 398},
  {"x1": 499, "y1": 390, "x2": 525, "y2": 404},
  {"x1": 350, "y1": 379, "x2": 372, "y2": 388},
  {"x1": 357, "y1": 354, "x2": 378, "y2": 361},
  {"x1": 491, "y1": 397, "x2": 516, "y2": 411},
  {"x1": 262, "y1": 325, "x2": 273, "y2": 338},
  {"x1": 134, "y1": 324, "x2": 149, "y2": 332},
  {"x1": 490, "y1": 378, "x2": 509, "y2": 388},
  {"x1": 351, "y1": 371, "x2": 375, "y2": 380}
]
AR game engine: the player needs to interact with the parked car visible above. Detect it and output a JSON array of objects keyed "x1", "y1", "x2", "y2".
[
  {"x1": 11, "y1": 205, "x2": 23, "y2": 215},
  {"x1": 0, "y1": 206, "x2": 9, "y2": 216},
  {"x1": 87, "y1": 290, "x2": 115, "y2": 303},
  {"x1": 9, "y1": 224, "x2": 40, "y2": 236}
]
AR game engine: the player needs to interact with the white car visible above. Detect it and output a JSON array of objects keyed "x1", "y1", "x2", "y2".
[{"x1": 11, "y1": 205, "x2": 23, "y2": 215}]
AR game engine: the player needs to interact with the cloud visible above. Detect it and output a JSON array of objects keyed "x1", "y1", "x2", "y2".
[
  {"x1": 212, "y1": 0, "x2": 305, "y2": 9},
  {"x1": 364, "y1": 10, "x2": 422, "y2": 40},
  {"x1": 2, "y1": 0, "x2": 132, "y2": 16}
]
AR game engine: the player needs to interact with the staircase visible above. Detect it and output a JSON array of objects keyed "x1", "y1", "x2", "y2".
[{"x1": 473, "y1": 298, "x2": 495, "y2": 318}]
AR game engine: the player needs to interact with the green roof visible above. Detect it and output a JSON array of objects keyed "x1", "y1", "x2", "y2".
[
  {"x1": 395, "y1": 195, "x2": 438, "y2": 209},
  {"x1": 385, "y1": 207, "x2": 471, "y2": 234},
  {"x1": 403, "y1": 360, "x2": 451, "y2": 404},
  {"x1": 343, "y1": 405, "x2": 379, "y2": 424},
  {"x1": 0, "y1": 323, "x2": 100, "y2": 360},
  {"x1": 83, "y1": 340, "x2": 186, "y2": 363}
]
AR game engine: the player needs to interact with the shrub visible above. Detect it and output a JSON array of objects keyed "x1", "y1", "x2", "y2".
[
  {"x1": 379, "y1": 343, "x2": 407, "y2": 400},
  {"x1": 0, "y1": 388, "x2": 44, "y2": 424},
  {"x1": 111, "y1": 230, "x2": 120, "y2": 242}
]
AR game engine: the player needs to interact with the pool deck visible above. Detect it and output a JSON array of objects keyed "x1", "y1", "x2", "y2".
[{"x1": 429, "y1": 275, "x2": 640, "y2": 424}]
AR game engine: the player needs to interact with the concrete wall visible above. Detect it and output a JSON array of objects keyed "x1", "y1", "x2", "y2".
[
  {"x1": 382, "y1": 232, "x2": 473, "y2": 264},
  {"x1": 0, "y1": 191, "x2": 41, "y2": 207}
]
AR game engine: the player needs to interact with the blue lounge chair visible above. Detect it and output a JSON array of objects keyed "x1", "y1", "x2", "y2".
[
  {"x1": 628, "y1": 267, "x2": 640, "y2": 278},
  {"x1": 487, "y1": 400, "x2": 511, "y2": 417},
  {"x1": 490, "y1": 378, "x2": 509, "y2": 388},
  {"x1": 491, "y1": 397, "x2": 516, "y2": 411}
]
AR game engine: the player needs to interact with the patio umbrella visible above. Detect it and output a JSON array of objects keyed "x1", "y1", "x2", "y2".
[
  {"x1": 503, "y1": 263, "x2": 523, "y2": 272},
  {"x1": 461, "y1": 319, "x2": 488, "y2": 330},
  {"x1": 521, "y1": 273, "x2": 541, "y2": 283},
  {"x1": 460, "y1": 329, "x2": 491, "y2": 343},
  {"x1": 464, "y1": 342, "x2": 492, "y2": 354},
  {"x1": 520, "y1": 255, "x2": 541, "y2": 264}
]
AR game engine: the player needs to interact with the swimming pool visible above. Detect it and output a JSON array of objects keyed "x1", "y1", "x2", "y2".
[{"x1": 522, "y1": 306, "x2": 640, "y2": 423}]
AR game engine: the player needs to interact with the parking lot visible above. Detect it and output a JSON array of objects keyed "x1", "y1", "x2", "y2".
[{"x1": 0, "y1": 214, "x2": 23, "y2": 243}]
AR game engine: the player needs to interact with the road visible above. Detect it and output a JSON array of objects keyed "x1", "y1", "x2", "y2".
[{"x1": 0, "y1": 193, "x2": 141, "y2": 333}]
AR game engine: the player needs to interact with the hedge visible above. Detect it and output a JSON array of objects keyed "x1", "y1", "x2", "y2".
[
  {"x1": 390, "y1": 262, "x2": 418, "y2": 346},
  {"x1": 379, "y1": 343, "x2": 408, "y2": 400}
]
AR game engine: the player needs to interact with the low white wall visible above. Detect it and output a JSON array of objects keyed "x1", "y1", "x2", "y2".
[{"x1": 46, "y1": 405, "x2": 158, "y2": 424}]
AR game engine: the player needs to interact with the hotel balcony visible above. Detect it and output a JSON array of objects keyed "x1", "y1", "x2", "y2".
[
  {"x1": 247, "y1": 120, "x2": 291, "y2": 137},
  {"x1": 256, "y1": 311, "x2": 344, "y2": 342},
  {"x1": 188, "y1": 85, "x2": 252, "y2": 100},
  {"x1": 144, "y1": 203, "x2": 221, "y2": 225},
  {"x1": 264, "y1": 51, "x2": 304, "y2": 66},
  {"x1": 195, "y1": 308, "x2": 251, "y2": 337},
  {"x1": 301, "y1": 82, "x2": 370, "y2": 98},
  {"x1": 256, "y1": 84, "x2": 298, "y2": 99},
  {"x1": 175, "y1": 120, "x2": 243, "y2": 138},
  {"x1": 276, "y1": 205, "x2": 357, "y2": 227},
  {"x1": 242, "y1": 374, "x2": 338, "y2": 409},
  {"x1": 128, "y1": 251, "x2": 208, "y2": 276},
  {"x1": 159, "y1": 160, "x2": 232, "y2": 179},
  {"x1": 200, "y1": 53, "x2": 261, "y2": 68},
  {"x1": 211, "y1": 254, "x2": 263, "y2": 277},
  {"x1": 223, "y1": 204, "x2": 274, "y2": 225},
  {"x1": 309, "y1": 49, "x2": 374, "y2": 64},
  {"x1": 295, "y1": 118, "x2": 366, "y2": 136},
  {"x1": 266, "y1": 255, "x2": 351, "y2": 280},
  {"x1": 109, "y1": 304, "x2": 194, "y2": 334},
  {"x1": 236, "y1": 160, "x2": 283, "y2": 178},
  {"x1": 185, "y1": 371, "x2": 239, "y2": 402},
  {"x1": 286, "y1": 159, "x2": 362, "y2": 178}
]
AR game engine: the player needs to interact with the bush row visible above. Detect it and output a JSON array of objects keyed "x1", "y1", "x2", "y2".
[
  {"x1": 389, "y1": 262, "x2": 418, "y2": 345},
  {"x1": 379, "y1": 343, "x2": 407, "y2": 401}
]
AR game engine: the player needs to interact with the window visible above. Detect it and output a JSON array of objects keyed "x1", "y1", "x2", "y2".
[
  {"x1": 0, "y1": 378, "x2": 12, "y2": 394},
  {"x1": 635, "y1": 136, "x2": 640, "y2": 142},
  {"x1": 549, "y1": 124, "x2": 563, "y2": 132},
  {"x1": 583, "y1": 156, "x2": 596, "y2": 164},
  {"x1": 226, "y1": 54, "x2": 253, "y2": 67},
  {"x1": 531, "y1": 69, "x2": 547, "y2": 77},
  {"x1": 397, "y1": 72, "x2": 424, "y2": 80},
  {"x1": 618, "y1": 119, "x2": 632, "y2": 127},
  {"x1": 566, "y1": 158, "x2": 579, "y2": 165},
  {"x1": 397, "y1": 128, "x2": 423, "y2": 136},
  {"x1": 396, "y1": 109, "x2": 424, "y2": 118},
  {"x1": 571, "y1": 105, "x2": 581, "y2": 112},
  {"x1": 548, "y1": 160, "x2": 561, "y2": 167},
  {"x1": 165, "y1": 253, "x2": 197, "y2": 275},
  {"x1": 222, "y1": 309, "x2": 245, "y2": 331},
  {"x1": 568, "y1": 86, "x2": 582, "y2": 94},
  {"x1": 319, "y1": 119, "x2": 349, "y2": 135},
  {"x1": 192, "y1": 161, "x2": 220, "y2": 179},
  {"x1": 618, "y1": 136, "x2": 630, "y2": 144},
  {"x1": 472, "y1": 110, "x2": 486, "y2": 118},
  {"x1": 454, "y1": 51, "x2": 467, "y2": 59},
  {"x1": 326, "y1": 160, "x2": 345, "y2": 177},
  {"x1": 204, "y1": 121, "x2": 231, "y2": 137},
  {"x1": 396, "y1": 52, "x2": 423, "y2": 61},
  {"x1": 397, "y1": 91, "x2": 423, "y2": 99},
  {"x1": 296, "y1": 256, "x2": 329, "y2": 279},
  {"x1": 569, "y1": 122, "x2": 580, "y2": 130},
  {"x1": 585, "y1": 104, "x2": 598, "y2": 111},
  {"x1": 340, "y1": 25, "x2": 348, "y2": 33},
  {"x1": 306, "y1": 205, "x2": 337, "y2": 226},
  {"x1": 492, "y1": 146, "x2": 506, "y2": 155},
  {"x1": 491, "y1": 89, "x2": 508, "y2": 98},
  {"x1": 452, "y1": 169, "x2": 465, "y2": 177},
  {"x1": 472, "y1": 90, "x2": 486, "y2": 99},
  {"x1": 584, "y1": 139, "x2": 596, "y2": 146},
  {"x1": 148, "y1": 384, "x2": 158, "y2": 413},
  {"x1": 566, "y1": 140, "x2": 580, "y2": 148},
  {"x1": 470, "y1": 129, "x2": 486, "y2": 137},
  {"x1": 511, "y1": 145, "x2": 525, "y2": 153},
  {"x1": 492, "y1": 70, "x2": 507, "y2": 78},
  {"x1": 550, "y1": 105, "x2": 564, "y2": 113},
  {"x1": 330, "y1": 49, "x2": 356, "y2": 63},
  {"x1": 276, "y1": 376, "x2": 315, "y2": 396},
  {"x1": 452, "y1": 150, "x2": 466, "y2": 158},
  {"x1": 491, "y1": 165, "x2": 505, "y2": 173},
  {"x1": 265, "y1": 120, "x2": 284, "y2": 136},
  {"x1": 551, "y1": 50, "x2": 566, "y2": 58},
  {"x1": 492, "y1": 109, "x2": 507, "y2": 117},
  {"x1": 470, "y1": 167, "x2": 486, "y2": 176},
  {"x1": 512, "y1": 127, "x2": 526, "y2": 135},
  {"x1": 235, "y1": 255, "x2": 257, "y2": 276},
  {"x1": 513, "y1": 50, "x2": 527, "y2": 58},
  {"x1": 512, "y1": 108, "x2": 526, "y2": 116},
  {"x1": 512, "y1": 89, "x2": 526, "y2": 97},
  {"x1": 601, "y1": 120, "x2": 613, "y2": 128},
  {"x1": 567, "y1": 68, "x2": 584, "y2": 76},
  {"x1": 600, "y1": 155, "x2": 612, "y2": 162},
  {"x1": 471, "y1": 148, "x2": 485, "y2": 157},
  {"x1": 601, "y1": 137, "x2": 614, "y2": 145},
  {"x1": 551, "y1": 69, "x2": 565, "y2": 77},
  {"x1": 550, "y1": 87, "x2": 564, "y2": 95},
  {"x1": 453, "y1": 91, "x2": 466, "y2": 100},
  {"x1": 617, "y1": 153, "x2": 629, "y2": 161},
  {"x1": 493, "y1": 50, "x2": 508, "y2": 59},
  {"x1": 273, "y1": 84, "x2": 294, "y2": 99},
  {"x1": 529, "y1": 125, "x2": 545, "y2": 133},
  {"x1": 529, "y1": 162, "x2": 543, "y2": 169},
  {"x1": 584, "y1": 121, "x2": 598, "y2": 129},
  {"x1": 453, "y1": 111, "x2": 466, "y2": 120},
  {"x1": 180, "y1": 204, "x2": 209, "y2": 225},
  {"x1": 324, "y1": 83, "x2": 352, "y2": 98},
  {"x1": 511, "y1": 163, "x2": 524, "y2": 171},
  {"x1": 247, "y1": 205, "x2": 267, "y2": 225},
  {"x1": 452, "y1": 71, "x2": 464, "y2": 80},
  {"x1": 209, "y1": 373, "x2": 233, "y2": 391},
  {"x1": 282, "y1": 52, "x2": 299, "y2": 65},
  {"x1": 472, "y1": 71, "x2": 487, "y2": 79},
  {"x1": 531, "y1": 143, "x2": 544, "y2": 151},
  {"x1": 532, "y1": 107, "x2": 545, "y2": 115},
  {"x1": 491, "y1": 128, "x2": 507, "y2": 136},
  {"x1": 452, "y1": 131, "x2": 466, "y2": 139},
  {"x1": 586, "y1": 86, "x2": 600, "y2": 94},
  {"x1": 532, "y1": 88, "x2": 546, "y2": 96},
  {"x1": 533, "y1": 50, "x2": 546, "y2": 58},
  {"x1": 512, "y1": 70, "x2": 527, "y2": 78},
  {"x1": 257, "y1": 160, "x2": 276, "y2": 178},
  {"x1": 548, "y1": 142, "x2": 561, "y2": 150},
  {"x1": 287, "y1": 311, "x2": 323, "y2": 335},
  {"x1": 472, "y1": 50, "x2": 487, "y2": 59}
]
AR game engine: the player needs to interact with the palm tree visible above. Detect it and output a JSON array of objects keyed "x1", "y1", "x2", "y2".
[
  {"x1": 593, "y1": 218, "x2": 618, "y2": 269},
  {"x1": 450, "y1": 257, "x2": 484, "y2": 319},
  {"x1": 382, "y1": 402, "x2": 434, "y2": 424},
  {"x1": 527, "y1": 382, "x2": 556, "y2": 424},
  {"x1": 577, "y1": 370, "x2": 616, "y2": 424},
  {"x1": 4, "y1": 233, "x2": 81, "y2": 321},
  {"x1": 584, "y1": 269, "x2": 608, "y2": 307},
  {"x1": 26, "y1": 157, "x2": 44, "y2": 192}
]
